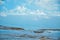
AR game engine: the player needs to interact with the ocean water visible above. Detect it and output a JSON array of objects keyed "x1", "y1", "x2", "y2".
[{"x1": 0, "y1": 29, "x2": 60, "y2": 40}]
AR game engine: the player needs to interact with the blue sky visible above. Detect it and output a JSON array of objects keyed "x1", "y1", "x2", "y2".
[{"x1": 0, "y1": 0, "x2": 60, "y2": 30}]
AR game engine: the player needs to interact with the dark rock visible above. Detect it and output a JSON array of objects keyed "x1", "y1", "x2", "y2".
[{"x1": 0, "y1": 25, "x2": 24, "y2": 30}]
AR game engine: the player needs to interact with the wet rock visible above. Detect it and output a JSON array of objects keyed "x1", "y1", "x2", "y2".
[
  {"x1": 57, "y1": 37, "x2": 60, "y2": 40},
  {"x1": 40, "y1": 36, "x2": 52, "y2": 40},
  {"x1": 19, "y1": 34, "x2": 37, "y2": 38},
  {"x1": 0, "y1": 25, "x2": 24, "y2": 30},
  {"x1": 33, "y1": 30, "x2": 44, "y2": 33}
]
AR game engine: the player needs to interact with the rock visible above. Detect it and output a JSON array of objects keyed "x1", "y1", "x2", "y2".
[
  {"x1": 40, "y1": 36, "x2": 52, "y2": 40},
  {"x1": 0, "y1": 25, "x2": 24, "y2": 30},
  {"x1": 33, "y1": 30, "x2": 44, "y2": 33}
]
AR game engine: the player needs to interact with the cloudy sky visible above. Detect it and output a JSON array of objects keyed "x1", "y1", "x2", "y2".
[{"x1": 0, "y1": 0, "x2": 60, "y2": 30}]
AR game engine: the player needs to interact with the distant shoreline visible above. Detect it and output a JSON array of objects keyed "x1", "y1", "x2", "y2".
[{"x1": 0, "y1": 25, "x2": 60, "y2": 31}]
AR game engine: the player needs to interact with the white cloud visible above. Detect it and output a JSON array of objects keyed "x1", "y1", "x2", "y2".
[
  {"x1": 34, "y1": 0, "x2": 59, "y2": 11},
  {"x1": 0, "y1": 13, "x2": 7, "y2": 17},
  {"x1": 1, "y1": 4, "x2": 59, "y2": 19},
  {"x1": 16, "y1": 6, "x2": 26, "y2": 11},
  {"x1": 14, "y1": 6, "x2": 27, "y2": 14},
  {"x1": 53, "y1": 13, "x2": 60, "y2": 16},
  {"x1": 0, "y1": 0, "x2": 59, "y2": 20},
  {"x1": 29, "y1": 9, "x2": 50, "y2": 19},
  {"x1": 0, "y1": 5, "x2": 50, "y2": 19},
  {"x1": 29, "y1": 9, "x2": 47, "y2": 16},
  {"x1": 30, "y1": 9, "x2": 48, "y2": 17},
  {"x1": 36, "y1": 10, "x2": 47, "y2": 16},
  {"x1": 26, "y1": 0, "x2": 33, "y2": 4}
]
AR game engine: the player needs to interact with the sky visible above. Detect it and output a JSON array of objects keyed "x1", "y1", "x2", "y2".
[{"x1": 0, "y1": 0, "x2": 60, "y2": 30}]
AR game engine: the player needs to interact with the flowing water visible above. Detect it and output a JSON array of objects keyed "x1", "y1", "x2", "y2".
[{"x1": 0, "y1": 29, "x2": 60, "y2": 40}]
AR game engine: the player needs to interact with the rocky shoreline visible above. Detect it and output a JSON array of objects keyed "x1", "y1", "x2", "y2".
[{"x1": 0, "y1": 25, "x2": 60, "y2": 40}]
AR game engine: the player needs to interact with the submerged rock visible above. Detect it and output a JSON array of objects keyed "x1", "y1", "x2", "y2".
[
  {"x1": 40, "y1": 36, "x2": 53, "y2": 40},
  {"x1": 33, "y1": 30, "x2": 44, "y2": 33}
]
